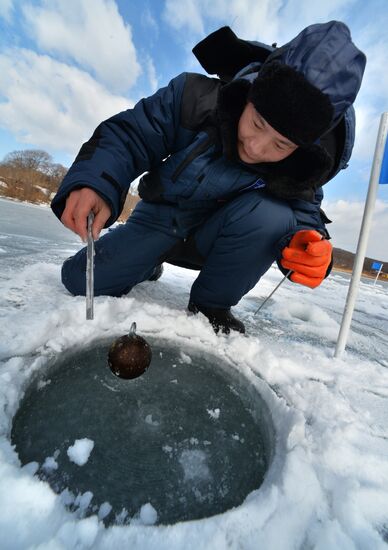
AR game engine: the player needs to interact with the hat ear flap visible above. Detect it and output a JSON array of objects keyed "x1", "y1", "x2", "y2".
[{"x1": 259, "y1": 144, "x2": 334, "y2": 200}]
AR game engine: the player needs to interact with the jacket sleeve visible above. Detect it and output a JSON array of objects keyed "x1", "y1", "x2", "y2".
[
  {"x1": 51, "y1": 72, "x2": 188, "y2": 226},
  {"x1": 276, "y1": 187, "x2": 333, "y2": 277}
]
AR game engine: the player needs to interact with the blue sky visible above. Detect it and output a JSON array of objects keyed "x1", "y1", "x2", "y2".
[{"x1": 0, "y1": 0, "x2": 387, "y2": 259}]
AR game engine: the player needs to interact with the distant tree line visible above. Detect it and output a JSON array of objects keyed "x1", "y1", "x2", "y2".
[
  {"x1": 0, "y1": 148, "x2": 139, "y2": 220},
  {"x1": 0, "y1": 149, "x2": 68, "y2": 203}
]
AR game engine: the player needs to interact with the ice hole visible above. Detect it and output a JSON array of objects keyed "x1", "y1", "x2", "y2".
[{"x1": 11, "y1": 337, "x2": 274, "y2": 525}]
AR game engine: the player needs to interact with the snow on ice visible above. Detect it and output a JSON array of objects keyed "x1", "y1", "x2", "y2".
[
  {"x1": 139, "y1": 503, "x2": 158, "y2": 525},
  {"x1": 1, "y1": 198, "x2": 388, "y2": 549},
  {"x1": 42, "y1": 455, "x2": 59, "y2": 472},
  {"x1": 207, "y1": 408, "x2": 221, "y2": 420},
  {"x1": 67, "y1": 439, "x2": 95, "y2": 467}
]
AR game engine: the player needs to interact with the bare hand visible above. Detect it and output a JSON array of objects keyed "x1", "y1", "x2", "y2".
[{"x1": 61, "y1": 188, "x2": 111, "y2": 241}]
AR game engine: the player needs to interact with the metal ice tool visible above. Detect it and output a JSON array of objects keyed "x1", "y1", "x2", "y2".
[
  {"x1": 254, "y1": 270, "x2": 292, "y2": 314},
  {"x1": 86, "y1": 212, "x2": 94, "y2": 320}
]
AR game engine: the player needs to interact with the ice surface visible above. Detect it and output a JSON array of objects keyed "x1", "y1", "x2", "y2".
[{"x1": 1, "y1": 199, "x2": 388, "y2": 549}]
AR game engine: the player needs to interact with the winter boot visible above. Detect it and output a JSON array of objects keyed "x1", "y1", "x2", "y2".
[
  {"x1": 148, "y1": 264, "x2": 164, "y2": 281},
  {"x1": 188, "y1": 301, "x2": 245, "y2": 335}
]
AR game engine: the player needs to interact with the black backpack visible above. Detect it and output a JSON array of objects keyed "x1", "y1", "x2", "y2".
[{"x1": 192, "y1": 26, "x2": 276, "y2": 82}]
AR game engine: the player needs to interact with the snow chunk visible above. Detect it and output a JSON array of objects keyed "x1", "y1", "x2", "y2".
[
  {"x1": 145, "y1": 414, "x2": 159, "y2": 426},
  {"x1": 139, "y1": 502, "x2": 158, "y2": 525},
  {"x1": 98, "y1": 501, "x2": 112, "y2": 520},
  {"x1": 42, "y1": 456, "x2": 58, "y2": 472},
  {"x1": 179, "y1": 351, "x2": 192, "y2": 364},
  {"x1": 115, "y1": 508, "x2": 128, "y2": 525},
  {"x1": 67, "y1": 438, "x2": 94, "y2": 466},
  {"x1": 179, "y1": 450, "x2": 211, "y2": 482},
  {"x1": 55, "y1": 516, "x2": 99, "y2": 548},
  {"x1": 22, "y1": 461, "x2": 39, "y2": 475},
  {"x1": 37, "y1": 379, "x2": 51, "y2": 390},
  {"x1": 207, "y1": 407, "x2": 220, "y2": 419},
  {"x1": 60, "y1": 488, "x2": 75, "y2": 506},
  {"x1": 74, "y1": 491, "x2": 93, "y2": 511}
]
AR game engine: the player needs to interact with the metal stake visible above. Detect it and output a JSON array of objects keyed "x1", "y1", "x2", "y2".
[
  {"x1": 86, "y1": 212, "x2": 94, "y2": 320},
  {"x1": 335, "y1": 112, "x2": 388, "y2": 357}
]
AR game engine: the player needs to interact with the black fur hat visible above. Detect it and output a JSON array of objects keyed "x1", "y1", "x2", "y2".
[{"x1": 248, "y1": 61, "x2": 334, "y2": 145}]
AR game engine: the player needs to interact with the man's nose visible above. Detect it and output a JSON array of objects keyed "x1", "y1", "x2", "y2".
[{"x1": 249, "y1": 135, "x2": 270, "y2": 156}]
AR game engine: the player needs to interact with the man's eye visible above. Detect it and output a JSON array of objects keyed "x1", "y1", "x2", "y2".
[
  {"x1": 254, "y1": 122, "x2": 263, "y2": 130},
  {"x1": 275, "y1": 143, "x2": 286, "y2": 151}
]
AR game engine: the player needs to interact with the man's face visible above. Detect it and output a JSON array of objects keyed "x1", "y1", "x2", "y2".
[{"x1": 237, "y1": 102, "x2": 298, "y2": 164}]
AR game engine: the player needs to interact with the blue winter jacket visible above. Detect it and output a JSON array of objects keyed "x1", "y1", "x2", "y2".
[{"x1": 51, "y1": 21, "x2": 365, "y2": 249}]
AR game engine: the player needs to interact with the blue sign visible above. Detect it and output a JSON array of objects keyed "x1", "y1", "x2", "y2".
[
  {"x1": 371, "y1": 261, "x2": 383, "y2": 270},
  {"x1": 379, "y1": 135, "x2": 388, "y2": 184}
]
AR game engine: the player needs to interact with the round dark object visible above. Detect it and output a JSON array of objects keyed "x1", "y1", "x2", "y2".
[{"x1": 108, "y1": 323, "x2": 152, "y2": 379}]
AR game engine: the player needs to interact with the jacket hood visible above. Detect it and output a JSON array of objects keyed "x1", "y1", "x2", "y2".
[
  {"x1": 216, "y1": 21, "x2": 367, "y2": 200},
  {"x1": 264, "y1": 21, "x2": 366, "y2": 124}
]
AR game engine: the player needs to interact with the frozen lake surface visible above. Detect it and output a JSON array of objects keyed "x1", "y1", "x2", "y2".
[{"x1": 1, "y1": 198, "x2": 388, "y2": 549}]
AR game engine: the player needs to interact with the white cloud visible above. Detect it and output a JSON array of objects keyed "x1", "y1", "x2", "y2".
[
  {"x1": 163, "y1": 0, "x2": 283, "y2": 42},
  {"x1": 0, "y1": 48, "x2": 131, "y2": 156},
  {"x1": 22, "y1": 0, "x2": 141, "y2": 93},
  {"x1": 145, "y1": 55, "x2": 158, "y2": 93},
  {"x1": 164, "y1": 0, "x2": 205, "y2": 36},
  {"x1": 162, "y1": 0, "x2": 282, "y2": 72},
  {"x1": 0, "y1": 0, "x2": 13, "y2": 21},
  {"x1": 275, "y1": 0, "x2": 357, "y2": 42},
  {"x1": 360, "y1": 43, "x2": 388, "y2": 104},
  {"x1": 323, "y1": 198, "x2": 388, "y2": 261},
  {"x1": 163, "y1": 0, "x2": 357, "y2": 47},
  {"x1": 205, "y1": 0, "x2": 282, "y2": 42}
]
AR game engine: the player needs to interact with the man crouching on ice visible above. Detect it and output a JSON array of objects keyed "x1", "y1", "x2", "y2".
[{"x1": 51, "y1": 21, "x2": 366, "y2": 335}]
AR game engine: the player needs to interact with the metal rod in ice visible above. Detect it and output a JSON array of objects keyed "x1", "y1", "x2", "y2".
[
  {"x1": 254, "y1": 270, "x2": 292, "y2": 315},
  {"x1": 335, "y1": 112, "x2": 388, "y2": 357},
  {"x1": 86, "y1": 212, "x2": 94, "y2": 320}
]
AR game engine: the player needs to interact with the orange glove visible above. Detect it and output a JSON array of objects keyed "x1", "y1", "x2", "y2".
[{"x1": 281, "y1": 230, "x2": 332, "y2": 289}]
